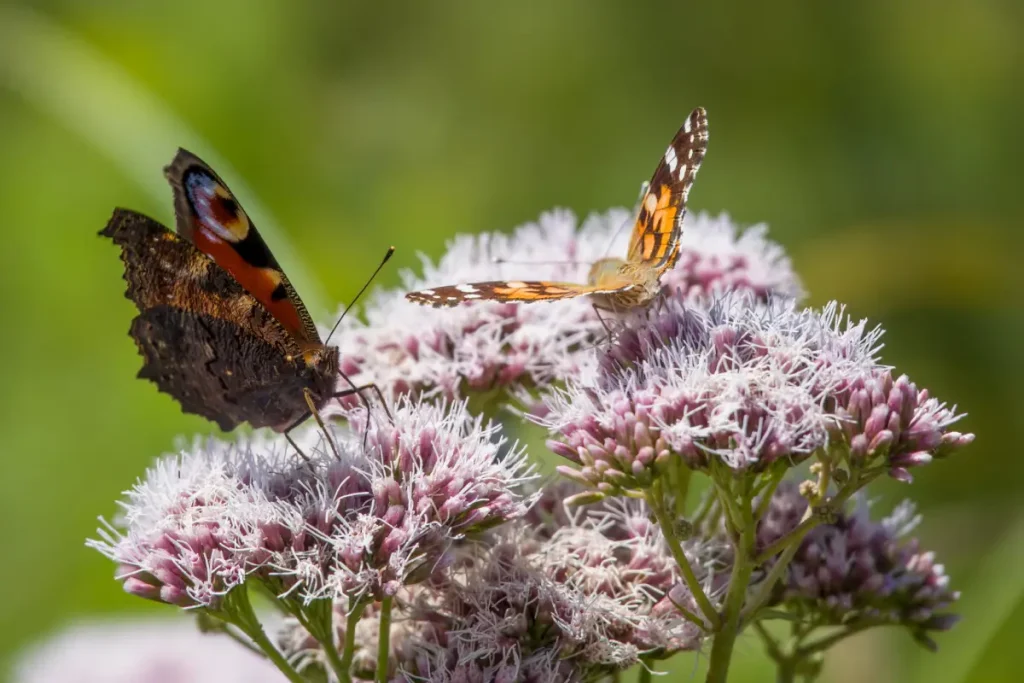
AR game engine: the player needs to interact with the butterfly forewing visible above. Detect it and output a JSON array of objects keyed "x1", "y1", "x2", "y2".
[
  {"x1": 164, "y1": 149, "x2": 321, "y2": 345},
  {"x1": 626, "y1": 107, "x2": 709, "y2": 271},
  {"x1": 404, "y1": 280, "x2": 626, "y2": 307}
]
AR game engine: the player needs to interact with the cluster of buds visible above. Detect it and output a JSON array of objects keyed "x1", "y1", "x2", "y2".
[{"x1": 89, "y1": 399, "x2": 536, "y2": 609}]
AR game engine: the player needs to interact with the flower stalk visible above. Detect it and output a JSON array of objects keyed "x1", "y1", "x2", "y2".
[
  {"x1": 216, "y1": 585, "x2": 306, "y2": 683},
  {"x1": 646, "y1": 485, "x2": 720, "y2": 629},
  {"x1": 705, "y1": 479, "x2": 756, "y2": 683},
  {"x1": 376, "y1": 596, "x2": 393, "y2": 683},
  {"x1": 338, "y1": 597, "x2": 366, "y2": 683}
]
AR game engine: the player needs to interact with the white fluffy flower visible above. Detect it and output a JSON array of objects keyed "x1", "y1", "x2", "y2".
[
  {"x1": 89, "y1": 398, "x2": 536, "y2": 608},
  {"x1": 541, "y1": 296, "x2": 887, "y2": 488}
]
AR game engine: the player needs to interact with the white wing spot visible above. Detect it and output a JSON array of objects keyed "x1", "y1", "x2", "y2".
[
  {"x1": 664, "y1": 145, "x2": 678, "y2": 172},
  {"x1": 419, "y1": 289, "x2": 435, "y2": 296},
  {"x1": 505, "y1": 281, "x2": 529, "y2": 289},
  {"x1": 456, "y1": 283, "x2": 478, "y2": 293},
  {"x1": 463, "y1": 293, "x2": 481, "y2": 299},
  {"x1": 446, "y1": 296, "x2": 459, "y2": 301},
  {"x1": 644, "y1": 193, "x2": 658, "y2": 213},
  {"x1": 683, "y1": 117, "x2": 692, "y2": 133}
]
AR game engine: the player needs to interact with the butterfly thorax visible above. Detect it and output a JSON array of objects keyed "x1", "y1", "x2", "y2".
[
  {"x1": 588, "y1": 258, "x2": 662, "y2": 310},
  {"x1": 587, "y1": 257, "x2": 627, "y2": 284}
]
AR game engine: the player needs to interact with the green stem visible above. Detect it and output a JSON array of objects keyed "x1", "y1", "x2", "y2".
[
  {"x1": 673, "y1": 460, "x2": 693, "y2": 517},
  {"x1": 704, "y1": 480, "x2": 756, "y2": 683},
  {"x1": 692, "y1": 489, "x2": 717, "y2": 530},
  {"x1": 711, "y1": 475, "x2": 741, "y2": 540},
  {"x1": 376, "y1": 596, "x2": 393, "y2": 683},
  {"x1": 755, "y1": 514, "x2": 821, "y2": 564},
  {"x1": 221, "y1": 586, "x2": 306, "y2": 683},
  {"x1": 753, "y1": 468, "x2": 785, "y2": 522},
  {"x1": 744, "y1": 471, "x2": 883, "y2": 623},
  {"x1": 645, "y1": 488, "x2": 720, "y2": 628},
  {"x1": 220, "y1": 624, "x2": 268, "y2": 657},
  {"x1": 668, "y1": 593, "x2": 706, "y2": 626},
  {"x1": 338, "y1": 598, "x2": 365, "y2": 683},
  {"x1": 755, "y1": 466, "x2": 882, "y2": 565},
  {"x1": 775, "y1": 657, "x2": 798, "y2": 683},
  {"x1": 794, "y1": 621, "x2": 874, "y2": 657},
  {"x1": 744, "y1": 517, "x2": 816, "y2": 624},
  {"x1": 320, "y1": 620, "x2": 347, "y2": 683},
  {"x1": 752, "y1": 620, "x2": 784, "y2": 664},
  {"x1": 638, "y1": 663, "x2": 653, "y2": 683},
  {"x1": 285, "y1": 599, "x2": 346, "y2": 683}
]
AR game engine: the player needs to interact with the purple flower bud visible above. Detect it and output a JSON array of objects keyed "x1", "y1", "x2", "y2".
[
  {"x1": 889, "y1": 467, "x2": 914, "y2": 483},
  {"x1": 766, "y1": 490, "x2": 960, "y2": 641},
  {"x1": 891, "y1": 451, "x2": 934, "y2": 469}
]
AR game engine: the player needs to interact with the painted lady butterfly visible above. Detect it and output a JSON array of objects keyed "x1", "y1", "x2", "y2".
[{"x1": 405, "y1": 107, "x2": 709, "y2": 311}]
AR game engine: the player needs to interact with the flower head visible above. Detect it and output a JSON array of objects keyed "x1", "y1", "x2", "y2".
[
  {"x1": 393, "y1": 497, "x2": 704, "y2": 682},
  {"x1": 829, "y1": 370, "x2": 975, "y2": 482},
  {"x1": 332, "y1": 209, "x2": 801, "y2": 406},
  {"x1": 758, "y1": 484, "x2": 961, "y2": 649},
  {"x1": 543, "y1": 295, "x2": 971, "y2": 495},
  {"x1": 89, "y1": 398, "x2": 536, "y2": 608}
]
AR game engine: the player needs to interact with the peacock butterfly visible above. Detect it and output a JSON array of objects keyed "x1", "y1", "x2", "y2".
[{"x1": 101, "y1": 149, "x2": 380, "y2": 434}]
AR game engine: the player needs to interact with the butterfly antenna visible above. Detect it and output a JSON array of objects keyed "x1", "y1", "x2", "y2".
[
  {"x1": 603, "y1": 179, "x2": 650, "y2": 258},
  {"x1": 324, "y1": 245, "x2": 395, "y2": 345},
  {"x1": 491, "y1": 257, "x2": 588, "y2": 267}
]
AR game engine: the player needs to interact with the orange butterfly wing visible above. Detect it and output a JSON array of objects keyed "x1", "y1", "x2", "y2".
[
  {"x1": 626, "y1": 107, "x2": 709, "y2": 272},
  {"x1": 164, "y1": 149, "x2": 320, "y2": 345},
  {"x1": 405, "y1": 278, "x2": 634, "y2": 307}
]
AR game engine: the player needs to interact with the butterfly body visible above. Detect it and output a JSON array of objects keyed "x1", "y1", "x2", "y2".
[
  {"x1": 405, "y1": 107, "x2": 709, "y2": 311},
  {"x1": 102, "y1": 150, "x2": 339, "y2": 432}
]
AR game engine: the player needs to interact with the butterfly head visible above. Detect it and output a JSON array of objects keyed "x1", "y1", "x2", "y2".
[{"x1": 293, "y1": 343, "x2": 340, "y2": 398}]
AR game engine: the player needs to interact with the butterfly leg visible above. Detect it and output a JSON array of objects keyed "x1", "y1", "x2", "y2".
[
  {"x1": 283, "y1": 421, "x2": 312, "y2": 463},
  {"x1": 333, "y1": 374, "x2": 393, "y2": 424},
  {"x1": 591, "y1": 303, "x2": 619, "y2": 346},
  {"x1": 331, "y1": 378, "x2": 392, "y2": 451},
  {"x1": 303, "y1": 387, "x2": 342, "y2": 460}
]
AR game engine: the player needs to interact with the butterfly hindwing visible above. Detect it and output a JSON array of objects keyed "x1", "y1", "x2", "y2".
[
  {"x1": 626, "y1": 107, "x2": 709, "y2": 271},
  {"x1": 164, "y1": 149, "x2": 320, "y2": 345},
  {"x1": 100, "y1": 208, "x2": 337, "y2": 430}
]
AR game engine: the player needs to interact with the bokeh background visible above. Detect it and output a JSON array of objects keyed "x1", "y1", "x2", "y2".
[{"x1": 0, "y1": 1, "x2": 1021, "y2": 681}]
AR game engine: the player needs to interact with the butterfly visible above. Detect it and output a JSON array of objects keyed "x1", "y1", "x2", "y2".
[
  {"x1": 101, "y1": 149, "x2": 377, "y2": 436},
  {"x1": 405, "y1": 107, "x2": 709, "y2": 311}
]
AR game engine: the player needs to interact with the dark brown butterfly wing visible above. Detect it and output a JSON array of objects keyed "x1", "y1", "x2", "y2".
[{"x1": 100, "y1": 209, "x2": 336, "y2": 430}]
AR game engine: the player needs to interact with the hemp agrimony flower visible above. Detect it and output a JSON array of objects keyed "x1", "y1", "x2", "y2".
[
  {"x1": 88, "y1": 397, "x2": 535, "y2": 683},
  {"x1": 393, "y1": 508, "x2": 705, "y2": 682},
  {"x1": 542, "y1": 295, "x2": 970, "y2": 496},
  {"x1": 82, "y1": 184, "x2": 974, "y2": 683},
  {"x1": 753, "y1": 482, "x2": 960, "y2": 655}
]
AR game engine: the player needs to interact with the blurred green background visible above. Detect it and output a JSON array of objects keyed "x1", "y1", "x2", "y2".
[{"x1": 0, "y1": 1, "x2": 1020, "y2": 681}]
